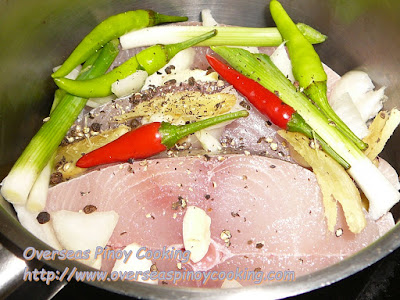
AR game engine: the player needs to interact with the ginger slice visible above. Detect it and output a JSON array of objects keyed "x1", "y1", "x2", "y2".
[
  {"x1": 278, "y1": 130, "x2": 366, "y2": 234},
  {"x1": 53, "y1": 125, "x2": 130, "y2": 180},
  {"x1": 363, "y1": 108, "x2": 400, "y2": 161}
]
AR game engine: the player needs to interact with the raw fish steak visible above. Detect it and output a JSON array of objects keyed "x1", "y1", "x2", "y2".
[{"x1": 45, "y1": 154, "x2": 393, "y2": 287}]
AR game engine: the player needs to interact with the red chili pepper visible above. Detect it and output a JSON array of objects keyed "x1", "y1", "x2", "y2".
[
  {"x1": 206, "y1": 54, "x2": 350, "y2": 169},
  {"x1": 76, "y1": 110, "x2": 249, "y2": 168},
  {"x1": 207, "y1": 54, "x2": 296, "y2": 129}
]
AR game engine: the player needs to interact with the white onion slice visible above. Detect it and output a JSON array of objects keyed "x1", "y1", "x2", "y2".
[
  {"x1": 111, "y1": 70, "x2": 148, "y2": 98},
  {"x1": 201, "y1": 9, "x2": 219, "y2": 27},
  {"x1": 331, "y1": 92, "x2": 369, "y2": 138},
  {"x1": 330, "y1": 70, "x2": 386, "y2": 122},
  {"x1": 270, "y1": 43, "x2": 295, "y2": 83}
]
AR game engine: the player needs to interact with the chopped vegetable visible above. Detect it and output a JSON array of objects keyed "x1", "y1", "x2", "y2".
[
  {"x1": 52, "y1": 10, "x2": 188, "y2": 78},
  {"x1": 76, "y1": 110, "x2": 249, "y2": 168},
  {"x1": 363, "y1": 109, "x2": 400, "y2": 160},
  {"x1": 201, "y1": 9, "x2": 219, "y2": 27},
  {"x1": 355, "y1": 88, "x2": 386, "y2": 122},
  {"x1": 330, "y1": 70, "x2": 386, "y2": 122},
  {"x1": 54, "y1": 30, "x2": 217, "y2": 98},
  {"x1": 86, "y1": 95, "x2": 117, "y2": 108},
  {"x1": 211, "y1": 46, "x2": 399, "y2": 220},
  {"x1": 51, "y1": 210, "x2": 119, "y2": 267},
  {"x1": 1, "y1": 39, "x2": 119, "y2": 205},
  {"x1": 278, "y1": 131, "x2": 366, "y2": 233},
  {"x1": 143, "y1": 48, "x2": 197, "y2": 88},
  {"x1": 194, "y1": 130, "x2": 222, "y2": 153},
  {"x1": 269, "y1": 0, "x2": 367, "y2": 150},
  {"x1": 14, "y1": 205, "x2": 62, "y2": 250},
  {"x1": 363, "y1": 111, "x2": 389, "y2": 155},
  {"x1": 111, "y1": 70, "x2": 149, "y2": 98},
  {"x1": 270, "y1": 42, "x2": 295, "y2": 83},
  {"x1": 53, "y1": 64, "x2": 82, "y2": 80},
  {"x1": 206, "y1": 54, "x2": 349, "y2": 168},
  {"x1": 112, "y1": 243, "x2": 158, "y2": 284},
  {"x1": 120, "y1": 23, "x2": 327, "y2": 50},
  {"x1": 330, "y1": 92, "x2": 369, "y2": 139}
]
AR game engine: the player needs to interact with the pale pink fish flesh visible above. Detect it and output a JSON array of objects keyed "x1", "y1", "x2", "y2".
[{"x1": 45, "y1": 155, "x2": 393, "y2": 287}]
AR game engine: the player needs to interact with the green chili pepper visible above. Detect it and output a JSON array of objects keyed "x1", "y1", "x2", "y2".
[
  {"x1": 269, "y1": 0, "x2": 367, "y2": 150},
  {"x1": 52, "y1": 10, "x2": 188, "y2": 78},
  {"x1": 53, "y1": 30, "x2": 217, "y2": 98}
]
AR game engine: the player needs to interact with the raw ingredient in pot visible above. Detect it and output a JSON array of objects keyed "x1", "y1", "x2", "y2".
[
  {"x1": 212, "y1": 45, "x2": 400, "y2": 221},
  {"x1": 52, "y1": 10, "x2": 188, "y2": 78},
  {"x1": 269, "y1": 0, "x2": 367, "y2": 150},
  {"x1": 54, "y1": 30, "x2": 217, "y2": 98},
  {"x1": 75, "y1": 110, "x2": 248, "y2": 168},
  {"x1": 44, "y1": 155, "x2": 394, "y2": 287},
  {"x1": 54, "y1": 125, "x2": 131, "y2": 181}
]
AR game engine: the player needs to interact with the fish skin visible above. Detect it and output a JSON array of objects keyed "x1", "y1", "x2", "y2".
[{"x1": 45, "y1": 154, "x2": 393, "y2": 287}]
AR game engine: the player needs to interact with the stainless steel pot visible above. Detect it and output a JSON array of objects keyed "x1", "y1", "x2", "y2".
[{"x1": 1, "y1": 0, "x2": 399, "y2": 298}]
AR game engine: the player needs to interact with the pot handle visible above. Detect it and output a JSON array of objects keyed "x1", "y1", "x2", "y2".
[{"x1": 0, "y1": 235, "x2": 66, "y2": 298}]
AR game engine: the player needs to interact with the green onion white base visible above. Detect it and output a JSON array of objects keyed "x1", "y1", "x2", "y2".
[
  {"x1": 349, "y1": 158, "x2": 400, "y2": 220},
  {"x1": 26, "y1": 160, "x2": 53, "y2": 212},
  {"x1": 1, "y1": 168, "x2": 38, "y2": 205}
]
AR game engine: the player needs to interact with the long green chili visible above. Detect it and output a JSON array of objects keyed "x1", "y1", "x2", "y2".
[
  {"x1": 52, "y1": 10, "x2": 188, "y2": 78},
  {"x1": 54, "y1": 30, "x2": 217, "y2": 98},
  {"x1": 269, "y1": 0, "x2": 367, "y2": 150}
]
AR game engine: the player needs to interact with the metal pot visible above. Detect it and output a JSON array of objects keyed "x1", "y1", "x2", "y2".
[{"x1": 1, "y1": 0, "x2": 399, "y2": 298}]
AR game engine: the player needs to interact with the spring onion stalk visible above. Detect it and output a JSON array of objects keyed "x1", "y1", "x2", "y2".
[
  {"x1": 50, "y1": 65, "x2": 84, "y2": 113},
  {"x1": 212, "y1": 46, "x2": 400, "y2": 220},
  {"x1": 120, "y1": 23, "x2": 327, "y2": 50},
  {"x1": 50, "y1": 89, "x2": 67, "y2": 113},
  {"x1": 26, "y1": 159, "x2": 54, "y2": 211},
  {"x1": 1, "y1": 39, "x2": 119, "y2": 205},
  {"x1": 27, "y1": 93, "x2": 61, "y2": 211},
  {"x1": 26, "y1": 67, "x2": 82, "y2": 211}
]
